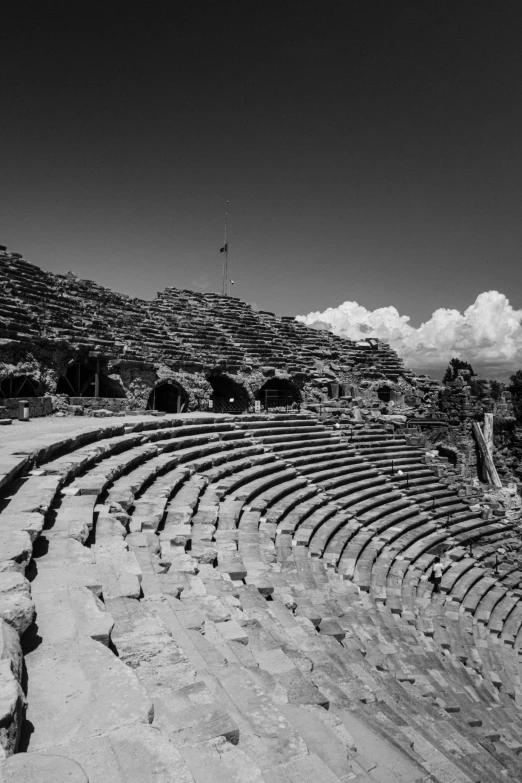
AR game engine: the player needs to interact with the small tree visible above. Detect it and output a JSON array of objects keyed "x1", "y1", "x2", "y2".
[
  {"x1": 442, "y1": 358, "x2": 475, "y2": 384},
  {"x1": 490, "y1": 380, "x2": 502, "y2": 401}
]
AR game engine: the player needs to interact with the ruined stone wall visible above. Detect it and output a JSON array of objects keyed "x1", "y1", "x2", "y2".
[
  {"x1": 69, "y1": 397, "x2": 129, "y2": 412},
  {"x1": 0, "y1": 247, "x2": 417, "y2": 415},
  {"x1": 0, "y1": 396, "x2": 53, "y2": 418}
]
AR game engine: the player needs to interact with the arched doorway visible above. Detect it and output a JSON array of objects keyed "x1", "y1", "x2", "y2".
[
  {"x1": 207, "y1": 374, "x2": 249, "y2": 414},
  {"x1": 0, "y1": 375, "x2": 39, "y2": 398},
  {"x1": 56, "y1": 359, "x2": 124, "y2": 398},
  {"x1": 57, "y1": 362, "x2": 96, "y2": 397},
  {"x1": 377, "y1": 385, "x2": 392, "y2": 403},
  {"x1": 256, "y1": 378, "x2": 301, "y2": 411},
  {"x1": 56, "y1": 359, "x2": 125, "y2": 398},
  {"x1": 147, "y1": 380, "x2": 189, "y2": 413}
]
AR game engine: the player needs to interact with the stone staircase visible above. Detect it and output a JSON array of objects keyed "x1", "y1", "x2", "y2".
[{"x1": 1, "y1": 413, "x2": 522, "y2": 781}]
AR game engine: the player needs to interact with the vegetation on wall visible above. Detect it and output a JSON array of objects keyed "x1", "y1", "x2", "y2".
[{"x1": 442, "y1": 358, "x2": 475, "y2": 384}]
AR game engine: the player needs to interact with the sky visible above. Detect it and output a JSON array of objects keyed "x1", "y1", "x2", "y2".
[{"x1": 2, "y1": 2, "x2": 522, "y2": 380}]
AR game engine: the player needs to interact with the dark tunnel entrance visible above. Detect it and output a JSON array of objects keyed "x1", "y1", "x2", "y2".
[
  {"x1": 256, "y1": 378, "x2": 301, "y2": 411},
  {"x1": 56, "y1": 360, "x2": 125, "y2": 398},
  {"x1": 207, "y1": 374, "x2": 249, "y2": 414},
  {"x1": 147, "y1": 380, "x2": 189, "y2": 413},
  {"x1": 377, "y1": 385, "x2": 392, "y2": 403},
  {"x1": 57, "y1": 362, "x2": 96, "y2": 397},
  {"x1": 0, "y1": 375, "x2": 39, "y2": 398}
]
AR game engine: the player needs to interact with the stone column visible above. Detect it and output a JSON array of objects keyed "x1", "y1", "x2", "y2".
[
  {"x1": 94, "y1": 358, "x2": 100, "y2": 398},
  {"x1": 479, "y1": 413, "x2": 494, "y2": 482},
  {"x1": 483, "y1": 412, "x2": 494, "y2": 455},
  {"x1": 473, "y1": 420, "x2": 502, "y2": 488}
]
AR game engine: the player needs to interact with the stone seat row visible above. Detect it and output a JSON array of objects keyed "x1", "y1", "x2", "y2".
[{"x1": 2, "y1": 412, "x2": 522, "y2": 781}]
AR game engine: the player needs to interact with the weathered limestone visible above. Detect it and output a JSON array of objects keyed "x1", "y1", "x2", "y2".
[
  {"x1": 0, "y1": 752, "x2": 89, "y2": 782},
  {"x1": 0, "y1": 573, "x2": 34, "y2": 635},
  {"x1": 1, "y1": 412, "x2": 522, "y2": 781},
  {"x1": 25, "y1": 636, "x2": 153, "y2": 752},
  {"x1": 110, "y1": 602, "x2": 196, "y2": 696},
  {"x1": 0, "y1": 512, "x2": 45, "y2": 542},
  {"x1": 32, "y1": 586, "x2": 114, "y2": 647},
  {"x1": 0, "y1": 660, "x2": 25, "y2": 759},
  {"x1": 0, "y1": 532, "x2": 32, "y2": 574},
  {"x1": 40, "y1": 725, "x2": 194, "y2": 783},
  {"x1": 32, "y1": 538, "x2": 103, "y2": 598},
  {"x1": 0, "y1": 621, "x2": 22, "y2": 683},
  {"x1": 53, "y1": 495, "x2": 97, "y2": 543}
]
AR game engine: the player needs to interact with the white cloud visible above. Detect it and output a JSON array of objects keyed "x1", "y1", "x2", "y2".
[{"x1": 297, "y1": 291, "x2": 522, "y2": 378}]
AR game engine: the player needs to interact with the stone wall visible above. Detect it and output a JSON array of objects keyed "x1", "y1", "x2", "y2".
[
  {"x1": 69, "y1": 397, "x2": 130, "y2": 412},
  {"x1": 0, "y1": 396, "x2": 53, "y2": 418},
  {"x1": 0, "y1": 247, "x2": 416, "y2": 415}
]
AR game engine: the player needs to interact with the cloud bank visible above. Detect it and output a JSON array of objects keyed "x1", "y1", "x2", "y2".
[{"x1": 296, "y1": 291, "x2": 522, "y2": 380}]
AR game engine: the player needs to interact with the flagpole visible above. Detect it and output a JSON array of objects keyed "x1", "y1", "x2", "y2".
[
  {"x1": 221, "y1": 205, "x2": 228, "y2": 295},
  {"x1": 223, "y1": 201, "x2": 228, "y2": 296}
]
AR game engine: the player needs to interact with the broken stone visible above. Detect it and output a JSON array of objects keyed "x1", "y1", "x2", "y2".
[
  {"x1": 0, "y1": 620, "x2": 23, "y2": 682},
  {"x1": 0, "y1": 659, "x2": 26, "y2": 758},
  {"x1": 0, "y1": 531, "x2": 32, "y2": 574},
  {"x1": 0, "y1": 572, "x2": 35, "y2": 634}
]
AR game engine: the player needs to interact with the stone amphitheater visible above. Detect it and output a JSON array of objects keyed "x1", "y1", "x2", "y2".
[{"x1": 1, "y1": 246, "x2": 522, "y2": 783}]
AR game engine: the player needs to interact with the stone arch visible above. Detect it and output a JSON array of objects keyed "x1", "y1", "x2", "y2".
[
  {"x1": 146, "y1": 379, "x2": 189, "y2": 413},
  {"x1": 0, "y1": 375, "x2": 39, "y2": 398},
  {"x1": 101, "y1": 374, "x2": 126, "y2": 399},
  {"x1": 56, "y1": 359, "x2": 125, "y2": 398},
  {"x1": 206, "y1": 373, "x2": 250, "y2": 413},
  {"x1": 56, "y1": 362, "x2": 95, "y2": 396},
  {"x1": 377, "y1": 385, "x2": 392, "y2": 403},
  {"x1": 256, "y1": 377, "x2": 301, "y2": 410}
]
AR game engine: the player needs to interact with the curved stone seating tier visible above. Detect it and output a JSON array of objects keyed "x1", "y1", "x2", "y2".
[
  {"x1": 1, "y1": 250, "x2": 411, "y2": 379},
  {"x1": 2, "y1": 412, "x2": 522, "y2": 781}
]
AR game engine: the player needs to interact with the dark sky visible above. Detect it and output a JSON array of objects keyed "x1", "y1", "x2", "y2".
[{"x1": 2, "y1": 1, "x2": 522, "y2": 327}]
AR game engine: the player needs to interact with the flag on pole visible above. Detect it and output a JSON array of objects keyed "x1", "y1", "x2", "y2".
[{"x1": 220, "y1": 243, "x2": 228, "y2": 253}]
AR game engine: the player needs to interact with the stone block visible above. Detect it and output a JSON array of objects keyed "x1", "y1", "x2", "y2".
[
  {"x1": 215, "y1": 619, "x2": 249, "y2": 645},
  {"x1": 36, "y1": 724, "x2": 194, "y2": 783},
  {"x1": 180, "y1": 736, "x2": 266, "y2": 783},
  {"x1": 217, "y1": 553, "x2": 247, "y2": 580},
  {"x1": 318, "y1": 617, "x2": 346, "y2": 642},
  {"x1": 96, "y1": 514, "x2": 127, "y2": 539},
  {"x1": 0, "y1": 531, "x2": 32, "y2": 574},
  {"x1": 159, "y1": 524, "x2": 191, "y2": 546},
  {"x1": 154, "y1": 700, "x2": 239, "y2": 747},
  {"x1": 0, "y1": 659, "x2": 25, "y2": 757},
  {"x1": 125, "y1": 532, "x2": 149, "y2": 548},
  {"x1": 211, "y1": 664, "x2": 308, "y2": 765},
  {"x1": 111, "y1": 604, "x2": 196, "y2": 696},
  {"x1": 0, "y1": 620, "x2": 22, "y2": 682},
  {"x1": 0, "y1": 752, "x2": 88, "y2": 782},
  {"x1": 0, "y1": 512, "x2": 45, "y2": 542},
  {"x1": 25, "y1": 636, "x2": 153, "y2": 751},
  {"x1": 190, "y1": 542, "x2": 218, "y2": 565},
  {"x1": 0, "y1": 572, "x2": 34, "y2": 634},
  {"x1": 165, "y1": 506, "x2": 194, "y2": 526},
  {"x1": 33, "y1": 585, "x2": 115, "y2": 647}
]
